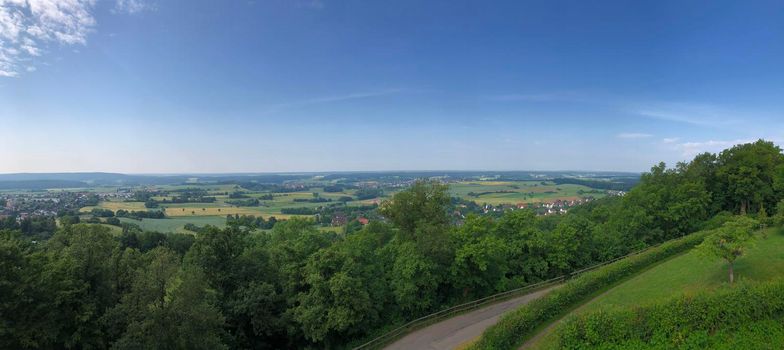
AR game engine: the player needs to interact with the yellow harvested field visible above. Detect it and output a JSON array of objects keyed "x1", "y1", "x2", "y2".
[
  {"x1": 162, "y1": 206, "x2": 298, "y2": 219},
  {"x1": 80, "y1": 201, "x2": 147, "y2": 212},
  {"x1": 163, "y1": 206, "x2": 260, "y2": 217}
]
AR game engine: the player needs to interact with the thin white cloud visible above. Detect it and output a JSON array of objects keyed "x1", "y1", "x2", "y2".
[
  {"x1": 0, "y1": 0, "x2": 95, "y2": 76},
  {"x1": 631, "y1": 102, "x2": 742, "y2": 127},
  {"x1": 674, "y1": 139, "x2": 752, "y2": 157},
  {"x1": 113, "y1": 0, "x2": 153, "y2": 14},
  {"x1": 304, "y1": 89, "x2": 402, "y2": 104},
  {"x1": 486, "y1": 91, "x2": 762, "y2": 132},
  {"x1": 484, "y1": 91, "x2": 594, "y2": 103},
  {"x1": 662, "y1": 137, "x2": 679, "y2": 143},
  {"x1": 485, "y1": 93, "x2": 563, "y2": 102},
  {"x1": 0, "y1": 0, "x2": 148, "y2": 77},
  {"x1": 617, "y1": 132, "x2": 653, "y2": 139},
  {"x1": 261, "y1": 88, "x2": 406, "y2": 114}
]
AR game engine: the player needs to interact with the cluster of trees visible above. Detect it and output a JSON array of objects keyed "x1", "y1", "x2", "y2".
[
  {"x1": 552, "y1": 177, "x2": 638, "y2": 191},
  {"x1": 322, "y1": 185, "x2": 344, "y2": 192},
  {"x1": 2, "y1": 140, "x2": 784, "y2": 349},
  {"x1": 238, "y1": 183, "x2": 310, "y2": 193},
  {"x1": 0, "y1": 225, "x2": 216, "y2": 349},
  {"x1": 293, "y1": 197, "x2": 332, "y2": 203},
  {"x1": 115, "y1": 209, "x2": 166, "y2": 219},
  {"x1": 226, "y1": 198, "x2": 261, "y2": 207},
  {"x1": 158, "y1": 189, "x2": 217, "y2": 204},
  {"x1": 228, "y1": 191, "x2": 250, "y2": 199},
  {"x1": 354, "y1": 187, "x2": 383, "y2": 200},
  {"x1": 225, "y1": 214, "x2": 279, "y2": 230},
  {"x1": 0, "y1": 215, "x2": 57, "y2": 240},
  {"x1": 90, "y1": 208, "x2": 115, "y2": 217}
]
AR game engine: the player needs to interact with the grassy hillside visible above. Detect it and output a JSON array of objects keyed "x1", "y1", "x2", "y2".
[
  {"x1": 579, "y1": 227, "x2": 784, "y2": 313},
  {"x1": 533, "y1": 227, "x2": 784, "y2": 349}
]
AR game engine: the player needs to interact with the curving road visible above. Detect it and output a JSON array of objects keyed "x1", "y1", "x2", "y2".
[{"x1": 384, "y1": 285, "x2": 559, "y2": 350}]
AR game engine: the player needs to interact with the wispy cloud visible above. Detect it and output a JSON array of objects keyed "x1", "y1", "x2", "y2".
[
  {"x1": 662, "y1": 137, "x2": 679, "y2": 143},
  {"x1": 485, "y1": 93, "x2": 564, "y2": 102},
  {"x1": 0, "y1": 0, "x2": 96, "y2": 76},
  {"x1": 484, "y1": 91, "x2": 594, "y2": 104},
  {"x1": 617, "y1": 132, "x2": 653, "y2": 139},
  {"x1": 669, "y1": 139, "x2": 751, "y2": 157},
  {"x1": 485, "y1": 91, "x2": 762, "y2": 132},
  {"x1": 630, "y1": 102, "x2": 743, "y2": 127},
  {"x1": 261, "y1": 88, "x2": 406, "y2": 114},
  {"x1": 0, "y1": 0, "x2": 149, "y2": 77},
  {"x1": 113, "y1": 0, "x2": 154, "y2": 14},
  {"x1": 301, "y1": 89, "x2": 403, "y2": 104}
]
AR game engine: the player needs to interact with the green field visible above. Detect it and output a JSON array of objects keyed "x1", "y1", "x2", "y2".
[
  {"x1": 580, "y1": 227, "x2": 784, "y2": 313},
  {"x1": 534, "y1": 227, "x2": 784, "y2": 349},
  {"x1": 118, "y1": 216, "x2": 226, "y2": 234},
  {"x1": 449, "y1": 181, "x2": 604, "y2": 205}
]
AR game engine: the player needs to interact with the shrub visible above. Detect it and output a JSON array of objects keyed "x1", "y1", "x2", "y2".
[
  {"x1": 468, "y1": 230, "x2": 711, "y2": 350},
  {"x1": 553, "y1": 279, "x2": 784, "y2": 349}
]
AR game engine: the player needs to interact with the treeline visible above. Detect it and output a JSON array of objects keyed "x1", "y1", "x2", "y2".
[
  {"x1": 552, "y1": 177, "x2": 638, "y2": 191},
  {"x1": 238, "y1": 182, "x2": 309, "y2": 193},
  {"x1": 225, "y1": 214, "x2": 278, "y2": 229},
  {"x1": 116, "y1": 209, "x2": 166, "y2": 219},
  {"x1": 0, "y1": 215, "x2": 57, "y2": 240},
  {"x1": 2, "y1": 140, "x2": 784, "y2": 349},
  {"x1": 226, "y1": 198, "x2": 261, "y2": 207},
  {"x1": 279, "y1": 203, "x2": 378, "y2": 221},
  {"x1": 355, "y1": 187, "x2": 383, "y2": 199}
]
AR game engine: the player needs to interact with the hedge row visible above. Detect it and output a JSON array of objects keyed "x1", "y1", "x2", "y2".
[
  {"x1": 468, "y1": 230, "x2": 712, "y2": 350},
  {"x1": 553, "y1": 278, "x2": 784, "y2": 349}
]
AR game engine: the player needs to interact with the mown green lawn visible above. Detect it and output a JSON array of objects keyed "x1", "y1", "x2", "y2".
[
  {"x1": 580, "y1": 227, "x2": 784, "y2": 313},
  {"x1": 533, "y1": 227, "x2": 784, "y2": 349}
]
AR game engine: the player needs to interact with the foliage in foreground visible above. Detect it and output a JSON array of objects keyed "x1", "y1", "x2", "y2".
[
  {"x1": 2, "y1": 140, "x2": 784, "y2": 349},
  {"x1": 551, "y1": 278, "x2": 784, "y2": 349},
  {"x1": 467, "y1": 229, "x2": 712, "y2": 350}
]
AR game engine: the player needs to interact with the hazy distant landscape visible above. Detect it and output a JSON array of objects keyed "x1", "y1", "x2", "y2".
[{"x1": 1, "y1": 171, "x2": 636, "y2": 234}]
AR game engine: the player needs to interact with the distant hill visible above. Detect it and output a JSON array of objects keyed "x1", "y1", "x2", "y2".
[
  {"x1": 0, "y1": 180, "x2": 89, "y2": 190},
  {"x1": 0, "y1": 171, "x2": 641, "y2": 190},
  {"x1": 0, "y1": 173, "x2": 186, "y2": 188}
]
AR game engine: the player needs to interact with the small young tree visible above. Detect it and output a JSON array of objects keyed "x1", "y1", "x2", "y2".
[
  {"x1": 775, "y1": 199, "x2": 784, "y2": 226},
  {"x1": 698, "y1": 216, "x2": 758, "y2": 283}
]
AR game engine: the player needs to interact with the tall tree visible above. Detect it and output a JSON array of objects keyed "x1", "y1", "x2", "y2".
[{"x1": 716, "y1": 140, "x2": 784, "y2": 214}]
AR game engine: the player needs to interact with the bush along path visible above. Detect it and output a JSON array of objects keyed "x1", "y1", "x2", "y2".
[
  {"x1": 466, "y1": 229, "x2": 712, "y2": 350},
  {"x1": 553, "y1": 278, "x2": 784, "y2": 349}
]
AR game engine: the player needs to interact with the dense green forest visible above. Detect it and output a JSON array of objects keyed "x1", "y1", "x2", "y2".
[{"x1": 2, "y1": 140, "x2": 784, "y2": 349}]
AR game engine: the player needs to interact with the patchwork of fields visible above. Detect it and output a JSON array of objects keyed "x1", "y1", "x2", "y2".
[
  {"x1": 77, "y1": 180, "x2": 610, "y2": 233},
  {"x1": 449, "y1": 181, "x2": 605, "y2": 205}
]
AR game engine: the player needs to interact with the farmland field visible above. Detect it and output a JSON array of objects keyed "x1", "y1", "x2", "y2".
[
  {"x1": 73, "y1": 178, "x2": 613, "y2": 236},
  {"x1": 449, "y1": 181, "x2": 604, "y2": 205},
  {"x1": 118, "y1": 216, "x2": 226, "y2": 234},
  {"x1": 80, "y1": 201, "x2": 147, "y2": 212}
]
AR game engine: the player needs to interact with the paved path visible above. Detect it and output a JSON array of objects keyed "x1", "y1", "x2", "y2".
[{"x1": 384, "y1": 285, "x2": 559, "y2": 350}]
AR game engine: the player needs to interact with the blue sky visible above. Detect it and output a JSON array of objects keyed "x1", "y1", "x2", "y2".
[{"x1": 0, "y1": 0, "x2": 782, "y2": 173}]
